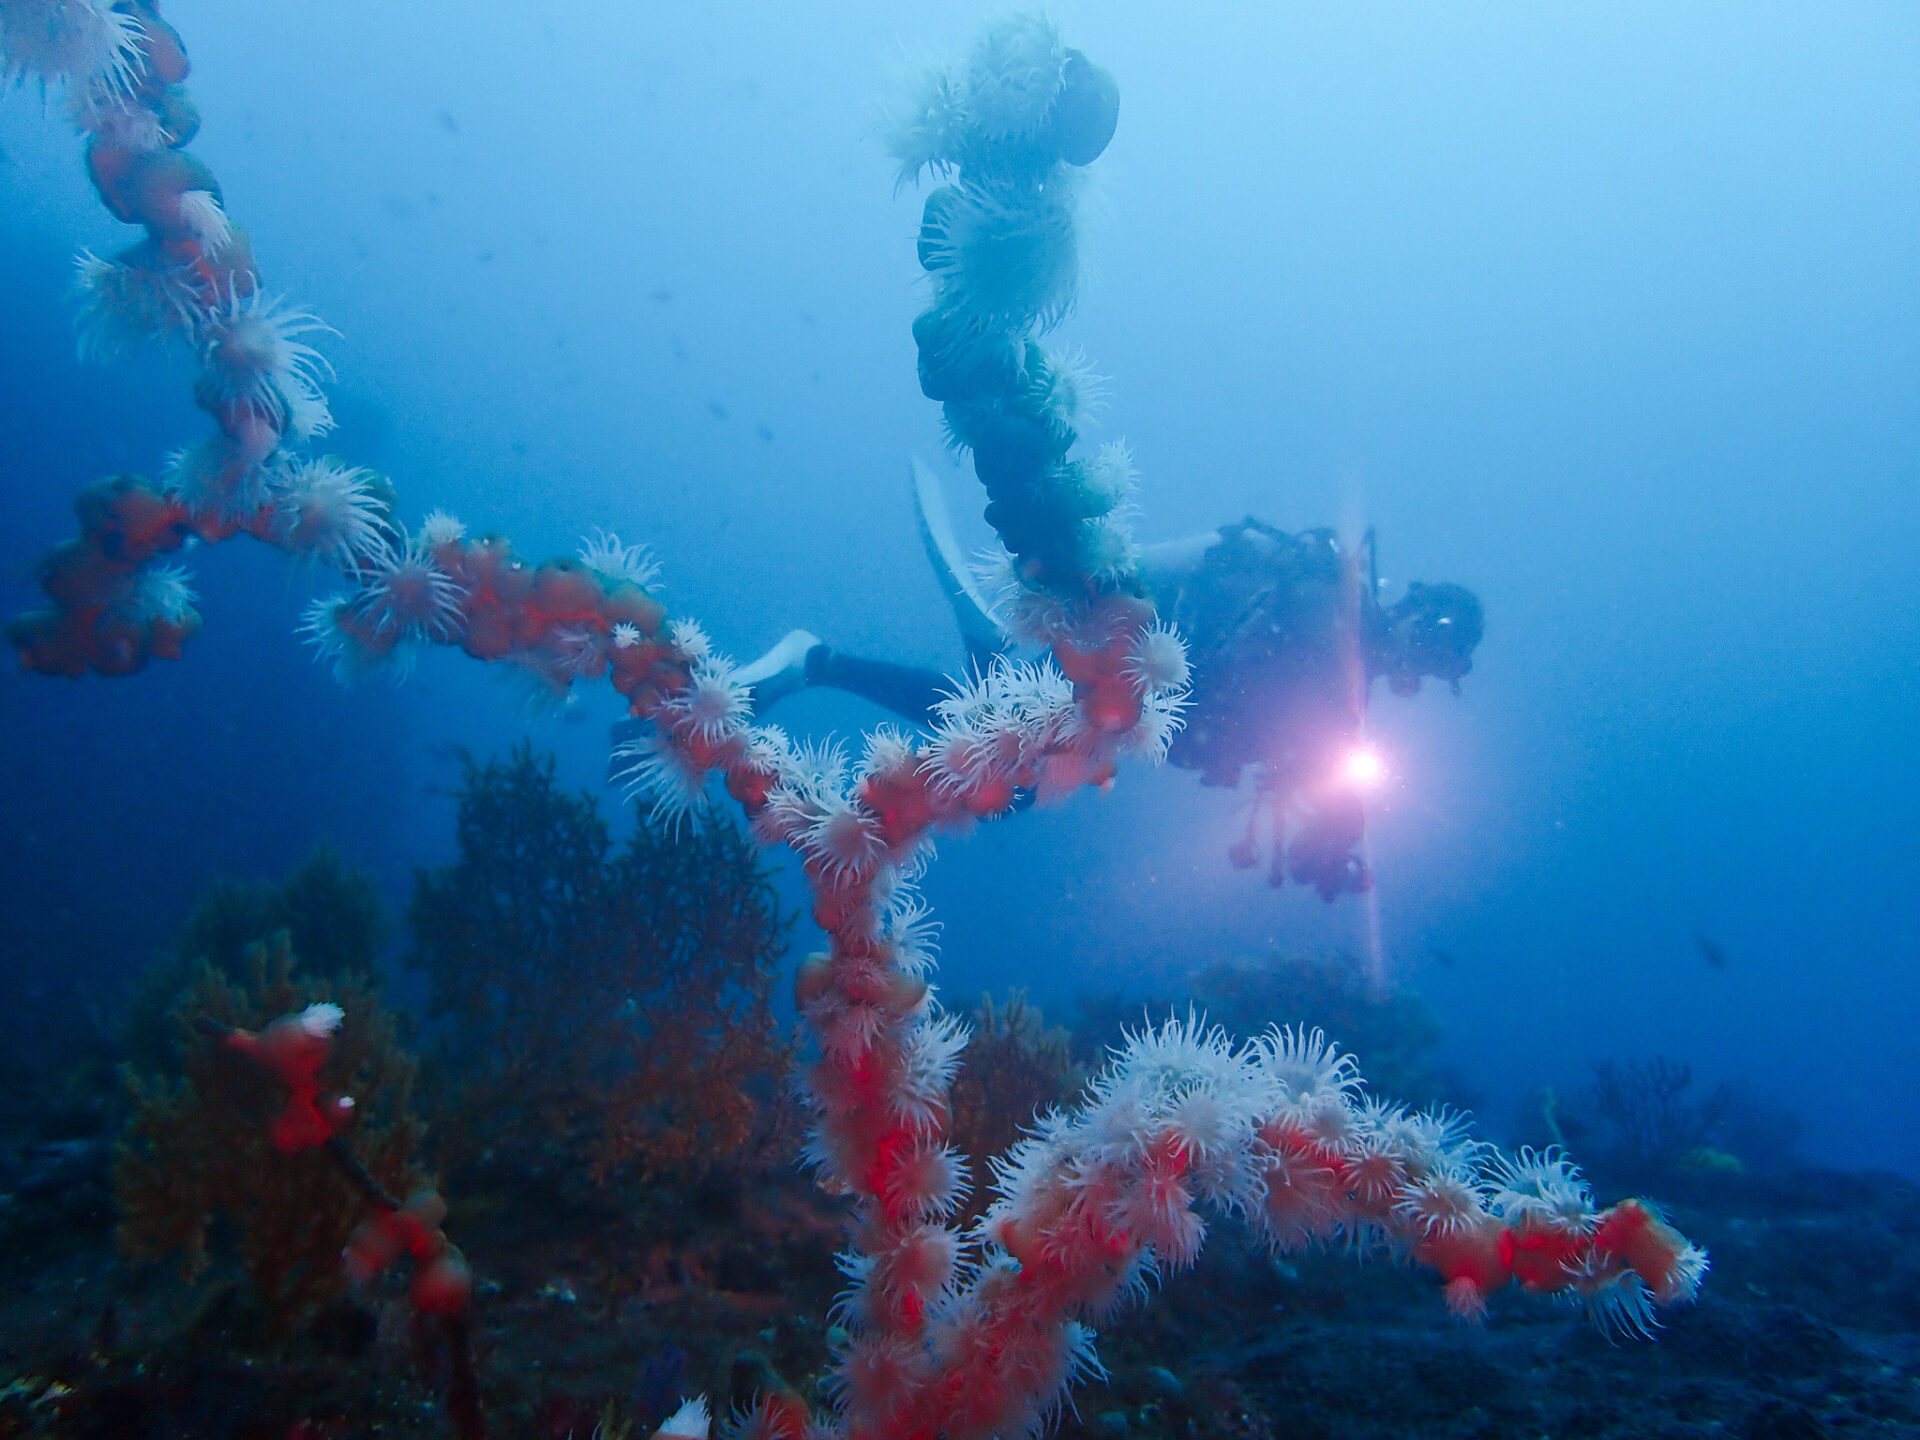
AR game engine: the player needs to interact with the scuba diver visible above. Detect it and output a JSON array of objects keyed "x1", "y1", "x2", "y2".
[
  {"x1": 643, "y1": 460, "x2": 1484, "y2": 902},
  {"x1": 1145, "y1": 510, "x2": 1482, "y2": 899}
]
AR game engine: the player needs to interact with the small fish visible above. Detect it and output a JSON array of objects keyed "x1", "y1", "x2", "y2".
[
  {"x1": 755, "y1": 423, "x2": 774, "y2": 442},
  {"x1": 650, "y1": 287, "x2": 673, "y2": 303},
  {"x1": 708, "y1": 401, "x2": 730, "y2": 421},
  {"x1": 437, "y1": 110, "x2": 459, "y2": 133},
  {"x1": 1428, "y1": 945, "x2": 1457, "y2": 969},
  {"x1": 1694, "y1": 931, "x2": 1728, "y2": 969}
]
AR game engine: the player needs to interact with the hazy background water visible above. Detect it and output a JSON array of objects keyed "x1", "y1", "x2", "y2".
[{"x1": 2, "y1": 0, "x2": 1915, "y2": 1172}]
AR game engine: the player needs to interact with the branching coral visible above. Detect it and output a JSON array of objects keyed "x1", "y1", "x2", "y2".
[
  {"x1": 817, "y1": 1016, "x2": 1705, "y2": 1438},
  {"x1": 1583, "y1": 1056, "x2": 1734, "y2": 1186},
  {"x1": 407, "y1": 744, "x2": 791, "y2": 1185},
  {"x1": 899, "y1": 21, "x2": 1135, "y2": 604},
  {"x1": 113, "y1": 932, "x2": 426, "y2": 1328}
]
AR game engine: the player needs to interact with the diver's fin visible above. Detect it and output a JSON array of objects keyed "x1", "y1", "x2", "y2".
[
  {"x1": 912, "y1": 455, "x2": 1009, "y2": 664},
  {"x1": 734, "y1": 628, "x2": 821, "y2": 715}
]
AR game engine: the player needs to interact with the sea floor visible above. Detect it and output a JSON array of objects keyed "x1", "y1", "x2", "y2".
[{"x1": 1, "y1": 1136, "x2": 1917, "y2": 1440}]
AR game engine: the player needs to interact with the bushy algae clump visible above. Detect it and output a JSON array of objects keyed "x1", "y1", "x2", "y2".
[
  {"x1": 408, "y1": 744, "x2": 792, "y2": 1186},
  {"x1": 114, "y1": 933, "x2": 428, "y2": 1328}
]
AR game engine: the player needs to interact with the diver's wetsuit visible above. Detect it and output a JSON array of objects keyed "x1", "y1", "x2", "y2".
[
  {"x1": 1159, "y1": 520, "x2": 1369, "y2": 786},
  {"x1": 1156, "y1": 520, "x2": 1378, "y2": 896}
]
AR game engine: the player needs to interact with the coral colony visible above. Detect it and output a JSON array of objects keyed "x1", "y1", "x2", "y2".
[{"x1": 2, "y1": 4, "x2": 1705, "y2": 1438}]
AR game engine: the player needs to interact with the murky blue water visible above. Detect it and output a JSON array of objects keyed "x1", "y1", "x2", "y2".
[{"x1": 2, "y1": 0, "x2": 1915, "y2": 1175}]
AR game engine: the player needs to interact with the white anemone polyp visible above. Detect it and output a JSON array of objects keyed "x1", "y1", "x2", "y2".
[
  {"x1": 1397, "y1": 1173, "x2": 1485, "y2": 1237},
  {"x1": 884, "y1": 1141, "x2": 968, "y2": 1218},
  {"x1": 0, "y1": 0, "x2": 143, "y2": 91},
  {"x1": 419, "y1": 509, "x2": 466, "y2": 547},
  {"x1": 579, "y1": 528, "x2": 660, "y2": 589},
  {"x1": 1124, "y1": 623, "x2": 1190, "y2": 693},
  {"x1": 73, "y1": 250, "x2": 201, "y2": 359},
  {"x1": 613, "y1": 729, "x2": 710, "y2": 824},
  {"x1": 667, "y1": 663, "x2": 749, "y2": 745},
  {"x1": 166, "y1": 436, "x2": 274, "y2": 521},
  {"x1": 198, "y1": 291, "x2": 335, "y2": 438},
  {"x1": 174, "y1": 190, "x2": 233, "y2": 252},
  {"x1": 275, "y1": 459, "x2": 387, "y2": 569},
  {"x1": 364, "y1": 540, "x2": 465, "y2": 641},
  {"x1": 296, "y1": 1002, "x2": 345, "y2": 1038},
  {"x1": 666, "y1": 617, "x2": 712, "y2": 664},
  {"x1": 805, "y1": 801, "x2": 888, "y2": 887}
]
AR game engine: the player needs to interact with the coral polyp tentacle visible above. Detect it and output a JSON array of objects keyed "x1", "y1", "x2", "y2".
[
  {"x1": 0, "y1": 0, "x2": 144, "y2": 94},
  {"x1": 356, "y1": 535, "x2": 467, "y2": 643},
  {"x1": 272, "y1": 458, "x2": 392, "y2": 569},
  {"x1": 579, "y1": 528, "x2": 661, "y2": 589},
  {"x1": 196, "y1": 287, "x2": 336, "y2": 440}
]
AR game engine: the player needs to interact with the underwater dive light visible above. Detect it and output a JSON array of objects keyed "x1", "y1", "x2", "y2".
[{"x1": 1341, "y1": 746, "x2": 1386, "y2": 788}]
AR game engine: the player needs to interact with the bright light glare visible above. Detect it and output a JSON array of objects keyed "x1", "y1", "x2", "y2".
[{"x1": 1342, "y1": 747, "x2": 1385, "y2": 787}]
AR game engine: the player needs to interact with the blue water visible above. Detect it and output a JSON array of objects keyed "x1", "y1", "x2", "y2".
[{"x1": 2, "y1": 0, "x2": 1915, "y2": 1174}]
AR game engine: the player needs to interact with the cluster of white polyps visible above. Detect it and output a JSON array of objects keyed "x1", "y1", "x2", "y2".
[
  {"x1": 812, "y1": 1016, "x2": 1707, "y2": 1440},
  {"x1": 0, "y1": 0, "x2": 142, "y2": 96}
]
